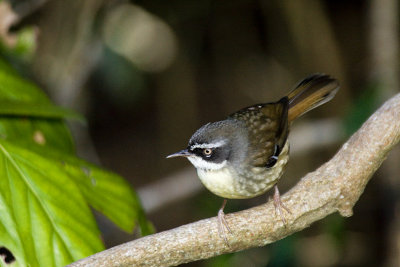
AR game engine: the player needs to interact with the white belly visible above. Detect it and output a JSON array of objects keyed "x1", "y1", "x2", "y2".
[
  {"x1": 197, "y1": 167, "x2": 239, "y2": 198},
  {"x1": 196, "y1": 142, "x2": 289, "y2": 199}
]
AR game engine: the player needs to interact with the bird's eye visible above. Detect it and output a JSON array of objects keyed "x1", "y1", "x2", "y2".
[{"x1": 203, "y1": 148, "x2": 213, "y2": 156}]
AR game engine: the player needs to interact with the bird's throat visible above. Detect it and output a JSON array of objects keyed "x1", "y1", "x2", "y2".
[{"x1": 187, "y1": 157, "x2": 227, "y2": 171}]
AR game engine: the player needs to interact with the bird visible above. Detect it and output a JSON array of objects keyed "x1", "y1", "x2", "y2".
[{"x1": 167, "y1": 74, "x2": 339, "y2": 243}]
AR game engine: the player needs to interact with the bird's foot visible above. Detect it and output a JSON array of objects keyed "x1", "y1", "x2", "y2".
[
  {"x1": 217, "y1": 199, "x2": 232, "y2": 245},
  {"x1": 273, "y1": 185, "x2": 291, "y2": 225}
]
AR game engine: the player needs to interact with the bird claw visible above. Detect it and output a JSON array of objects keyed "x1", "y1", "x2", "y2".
[{"x1": 273, "y1": 185, "x2": 291, "y2": 225}]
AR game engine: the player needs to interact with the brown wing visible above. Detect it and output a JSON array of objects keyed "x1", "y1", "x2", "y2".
[{"x1": 229, "y1": 97, "x2": 289, "y2": 167}]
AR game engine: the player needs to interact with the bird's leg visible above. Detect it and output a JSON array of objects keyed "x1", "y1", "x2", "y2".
[
  {"x1": 217, "y1": 199, "x2": 232, "y2": 244},
  {"x1": 273, "y1": 185, "x2": 291, "y2": 224}
]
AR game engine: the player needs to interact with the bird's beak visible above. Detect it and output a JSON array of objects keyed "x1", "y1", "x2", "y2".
[{"x1": 166, "y1": 149, "x2": 192, "y2": 158}]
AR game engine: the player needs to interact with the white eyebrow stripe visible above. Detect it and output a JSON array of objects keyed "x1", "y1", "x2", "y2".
[{"x1": 190, "y1": 140, "x2": 226, "y2": 150}]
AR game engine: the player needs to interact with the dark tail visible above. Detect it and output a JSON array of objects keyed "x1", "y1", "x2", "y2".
[{"x1": 286, "y1": 74, "x2": 339, "y2": 123}]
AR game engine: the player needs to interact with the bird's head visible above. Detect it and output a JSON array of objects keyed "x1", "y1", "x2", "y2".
[{"x1": 167, "y1": 120, "x2": 248, "y2": 171}]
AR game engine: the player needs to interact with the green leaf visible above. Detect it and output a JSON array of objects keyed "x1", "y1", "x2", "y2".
[
  {"x1": 0, "y1": 117, "x2": 76, "y2": 155},
  {"x1": 0, "y1": 137, "x2": 154, "y2": 266},
  {"x1": 62, "y1": 156, "x2": 154, "y2": 236},
  {"x1": 31, "y1": 149, "x2": 153, "y2": 235},
  {"x1": 0, "y1": 58, "x2": 76, "y2": 154},
  {"x1": 58, "y1": 155, "x2": 140, "y2": 233},
  {"x1": 0, "y1": 140, "x2": 104, "y2": 266},
  {"x1": 0, "y1": 101, "x2": 85, "y2": 122},
  {"x1": 137, "y1": 206, "x2": 155, "y2": 236},
  {"x1": 0, "y1": 57, "x2": 153, "y2": 266},
  {"x1": 0, "y1": 65, "x2": 50, "y2": 103}
]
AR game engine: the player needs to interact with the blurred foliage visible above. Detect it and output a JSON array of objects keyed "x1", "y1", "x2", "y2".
[
  {"x1": 3, "y1": 26, "x2": 36, "y2": 60},
  {"x1": 0, "y1": 57, "x2": 152, "y2": 266},
  {"x1": 0, "y1": 5, "x2": 36, "y2": 62},
  {"x1": 343, "y1": 83, "x2": 381, "y2": 137},
  {"x1": 322, "y1": 213, "x2": 347, "y2": 249},
  {"x1": 206, "y1": 235, "x2": 296, "y2": 267},
  {"x1": 267, "y1": 236, "x2": 296, "y2": 267},
  {"x1": 92, "y1": 47, "x2": 147, "y2": 109}
]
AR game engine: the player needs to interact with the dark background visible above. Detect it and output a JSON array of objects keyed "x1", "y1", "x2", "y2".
[{"x1": 4, "y1": 0, "x2": 400, "y2": 266}]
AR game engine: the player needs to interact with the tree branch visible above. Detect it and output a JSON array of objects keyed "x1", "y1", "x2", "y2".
[{"x1": 69, "y1": 93, "x2": 400, "y2": 267}]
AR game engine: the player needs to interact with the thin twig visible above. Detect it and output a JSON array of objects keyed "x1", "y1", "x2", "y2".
[{"x1": 69, "y1": 93, "x2": 400, "y2": 267}]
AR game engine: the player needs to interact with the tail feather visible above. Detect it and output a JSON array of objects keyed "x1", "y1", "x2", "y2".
[{"x1": 287, "y1": 74, "x2": 339, "y2": 122}]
